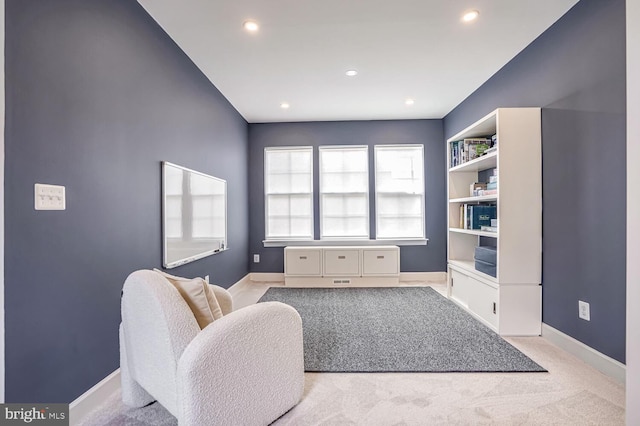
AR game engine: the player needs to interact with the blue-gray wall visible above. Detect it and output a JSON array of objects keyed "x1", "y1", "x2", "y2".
[
  {"x1": 248, "y1": 120, "x2": 446, "y2": 273},
  {"x1": 444, "y1": 0, "x2": 626, "y2": 362},
  {"x1": 5, "y1": 0, "x2": 249, "y2": 402}
]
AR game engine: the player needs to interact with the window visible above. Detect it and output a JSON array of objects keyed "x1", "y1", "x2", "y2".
[
  {"x1": 374, "y1": 145, "x2": 425, "y2": 239},
  {"x1": 264, "y1": 147, "x2": 313, "y2": 240},
  {"x1": 319, "y1": 146, "x2": 369, "y2": 239}
]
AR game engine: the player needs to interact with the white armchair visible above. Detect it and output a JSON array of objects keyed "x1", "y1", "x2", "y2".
[{"x1": 119, "y1": 270, "x2": 304, "y2": 425}]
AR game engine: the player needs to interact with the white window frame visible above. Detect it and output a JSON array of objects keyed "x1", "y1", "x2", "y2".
[
  {"x1": 374, "y1": 144, "x2": 426, "y2": 240},
  {"x1": 264, "y1": 146, "x2": 314, "y2": 241},
  {"x1": 319, "y1": 145, "x2": 370, "y2": 240}
]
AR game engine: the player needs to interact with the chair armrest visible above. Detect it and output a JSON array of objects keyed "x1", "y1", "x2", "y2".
[
  {"x1": 209, "y1": 285, "x2": 233, "y2": 315},
  {"x1": 176, "y1": 302, "x2": 304, "y2": 426}
]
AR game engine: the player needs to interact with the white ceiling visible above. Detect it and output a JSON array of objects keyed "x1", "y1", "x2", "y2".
[{"x1": 138, "y1": 0, "x2": 579, "y2": 123}]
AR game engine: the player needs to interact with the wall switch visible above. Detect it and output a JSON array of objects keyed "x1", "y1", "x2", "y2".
[
  {"x1": 579, "y1": 300, "x2": 590, "y2": 321},
  {"x1": 253, "y1": 254, "x2": 260, "y2": 263},
  {"x1": 35, "y1": 183, "x2": 66, "y2": 210}
]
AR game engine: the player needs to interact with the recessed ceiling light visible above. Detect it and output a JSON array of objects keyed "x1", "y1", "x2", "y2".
[
  {"x1": 345, "y1": 70, "x2": 358, "y2": 77},
  {"x1": 462, "y1": 10, "x2": 479, "y2": 22},
  {"x1": 280, "y1": 102, "x2": 290, "y2": 109},
  {"x1": 243, "y1": 20, "x2": 259, "y2": 32},
  {"x1": 405, "y1": 98, "x2": 415, "y2": 106}
]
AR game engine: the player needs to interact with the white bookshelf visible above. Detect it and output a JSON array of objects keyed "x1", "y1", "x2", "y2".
[{"x1": 446, "y1": 108, "x2": 542, "y2": 336}]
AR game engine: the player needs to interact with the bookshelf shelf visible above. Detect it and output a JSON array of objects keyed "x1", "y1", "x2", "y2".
[
  {"x1": 449, "y1": 228, "x2": 497, "y2": 238},
  {"x1": 446, "y1": 108, "x2": 542, "y2": 336},
  {"x1": 449, "y1": 195, "x2": 498, "y2": 203},
  {"x1": 449, "y1": 150, "x2": 497, "y2": 173},
  {"x1": 448, "y1": 260, "x2": 498, "y2": 284}
]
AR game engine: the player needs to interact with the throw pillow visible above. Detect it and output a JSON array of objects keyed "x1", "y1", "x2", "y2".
[
  {"x1": 156, "y1": 270, "x2": 224, "y2": 321},
  {"x1": 153, "y1": 269, "x2": 223, "y2": 329}
]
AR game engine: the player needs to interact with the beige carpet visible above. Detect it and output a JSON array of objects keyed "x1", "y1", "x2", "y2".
[
  {"x1": 275, "y1": 337, "x2": 624, "y2": 425},
  {"x1": 80, "y1": 283, "x2": 625, "y2": 425}
]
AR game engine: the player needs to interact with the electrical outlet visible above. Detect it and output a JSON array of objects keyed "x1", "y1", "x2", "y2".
[
  {"x1": 253, "y1": 254, "x2": 260, "y2": 263},
  {"x1": 204, "y1": 275, "x2": 210, "y2": 283},
  {"x1": 578, "y1": 300, "x2": 590, "y2": 321}
]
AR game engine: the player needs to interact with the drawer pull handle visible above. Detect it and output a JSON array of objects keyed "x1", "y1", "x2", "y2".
[
  {"x1": 299, "y1": 256, "x2": 307, "y2": 260},
  {"x1": 377, "y1": 255, "x2": 385, "y2": 259},
  {"x1": 338, "y1": 256, "x2": 346, "y2": 259}
]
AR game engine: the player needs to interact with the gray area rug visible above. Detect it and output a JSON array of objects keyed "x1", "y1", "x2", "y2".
[{"x1": 258, "y1": 286, "x2": 546, "y2": 372}]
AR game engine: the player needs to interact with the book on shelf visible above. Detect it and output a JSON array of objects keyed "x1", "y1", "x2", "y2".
[
  {"x1": 449, "y1": 142, "x2": 456, "y2": 167},
  {"x1": 465, "y1": 138, "x2": 491, "y2": 161},
  {"x1": 460, "y1": 204, "x2": 497, "y2": 230},
  {"x1": 468, "y1": 204, "x2": 497, "y2": 230},
  {"x1": 450, "y1": 140, "x2": 464, "y2": 167},
  {"x1": 480, "y1": 225, "x2": 498, "y2": 233},
  {"x1": 470, "y1": 182, "x2": 487, "y2": 197},
  {"x1": 463, "y1": 204, "x2": 470, "y2": 230},
  {"x1": 449, "y1": 137, "x2": 492, "y2": 168},
  {"x1": 463, "y1": 204, "x2": 474, "y2": 230}
]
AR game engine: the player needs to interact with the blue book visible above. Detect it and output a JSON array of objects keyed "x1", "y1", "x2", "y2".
[{"x1": 470, "y1": 205, "x2": 497, "y2": 229}]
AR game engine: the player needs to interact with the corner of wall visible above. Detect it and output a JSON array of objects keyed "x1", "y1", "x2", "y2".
[
  {"x1": 627, "y1": 0, "x2": 640, "y2": 422},
  {"x1": 1, "y1": 0, "x2": 6, "y2": 403}
]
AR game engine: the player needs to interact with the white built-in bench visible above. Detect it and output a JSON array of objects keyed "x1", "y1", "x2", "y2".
[{"x1": 284, "y1": 245, "x2": 399, "y2": 286}]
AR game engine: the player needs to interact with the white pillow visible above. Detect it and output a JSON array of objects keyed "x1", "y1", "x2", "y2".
[{"x1": 153, "y1": 269, "x2": 223, "y2": 329}]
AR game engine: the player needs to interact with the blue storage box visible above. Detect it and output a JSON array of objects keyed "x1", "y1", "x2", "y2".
[
  {"x1": 474, "y1": 246, "x2": 497, "y2": 264},
  {"x1": 474, "y1": 259, "x2": 496, "y2": 277}
]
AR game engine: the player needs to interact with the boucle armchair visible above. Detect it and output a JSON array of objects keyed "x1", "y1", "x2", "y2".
[{"x1": 119, "y1": 269, "x2": 304, "y2": 425}]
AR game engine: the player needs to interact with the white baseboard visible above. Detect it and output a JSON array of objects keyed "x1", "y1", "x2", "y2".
[
  {"x1": 250, "y1": 272, "x2": 285, "y2": 283},
  {"x1": 400, "y1": 271, "x2": 447, "y2": 283},
  {"x1": 542, "y1": 323, "x2": 626, "y2": 383},
  {"x1": 247, "y1": 272, "x2": 446, "y2": 286},
  {"x1": 226, "y1": 273, "x2": 252, "y2": 296},
  {"x1": 69, "y1": 369, "x2": 120, "y2": 425}
]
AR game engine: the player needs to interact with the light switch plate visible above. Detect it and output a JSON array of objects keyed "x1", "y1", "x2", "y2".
[{"x1": 35, "y1": 183, "x2": 66, "y2": 210}]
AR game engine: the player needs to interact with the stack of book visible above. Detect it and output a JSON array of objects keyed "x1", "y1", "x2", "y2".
[
  {"x1": 470, "y1": 182, "x2": 486, "y2": 197},
  {"x1": 475, "y1": 168, "x2": 498, "y2": 196},
  {"x1": 481, "y1": 218, "x2": 498, "y2": 233},
  {"x1": 449, "y1": 138, "x2": 492, "y2": 168},
  {"x1": 459, "y1": 204, "x2": 497, "y2": 230}
]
